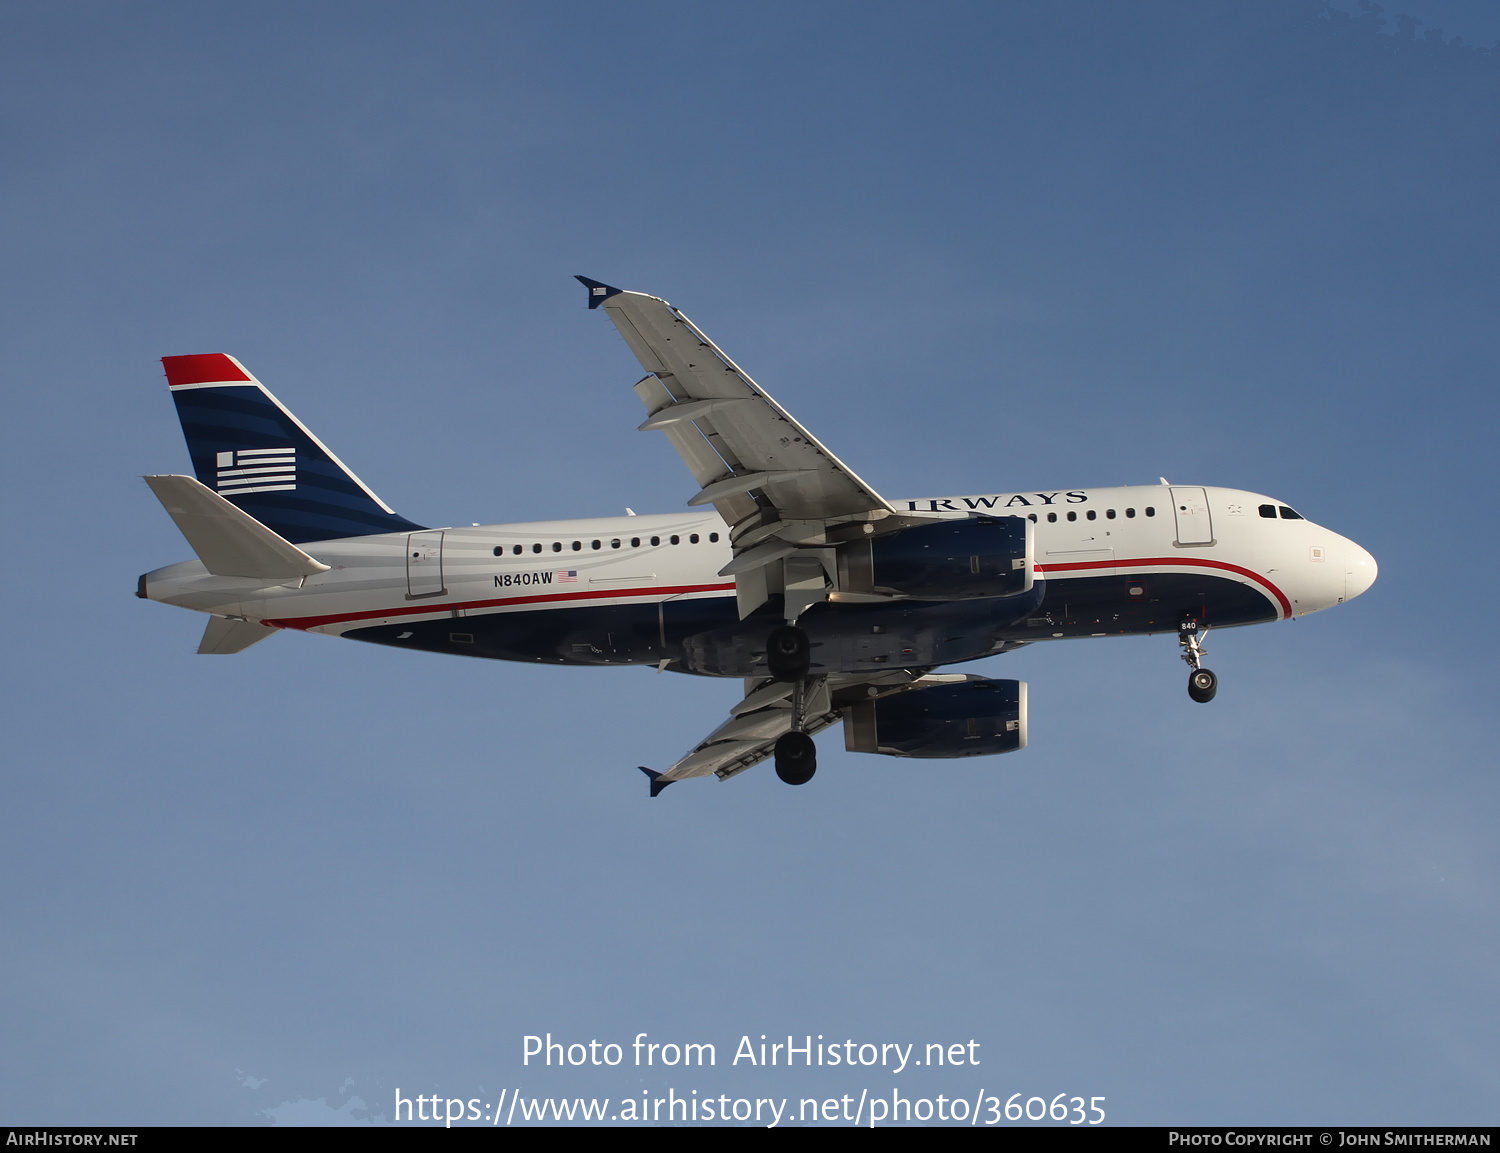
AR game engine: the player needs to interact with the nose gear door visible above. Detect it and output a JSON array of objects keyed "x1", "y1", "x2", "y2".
[
  {"x1": 1170, "y1": 488, "x2": 1215, "y2": 547},
  {"x1": 406, "y1": 531, "x2": 446, "y2": 598}
]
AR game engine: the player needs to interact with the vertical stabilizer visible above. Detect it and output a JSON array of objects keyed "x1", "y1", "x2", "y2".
[{"x1": 162, "y1": 353, "x2": 423, "y2": 544}]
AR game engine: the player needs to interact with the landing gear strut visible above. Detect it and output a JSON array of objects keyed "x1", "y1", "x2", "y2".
[
  {"x1": 774, "y1": 673, "x2": 824, "y2": 785},
  {"x1": 1179, "y1": 619, "x2": 1217, "y2": 703}
]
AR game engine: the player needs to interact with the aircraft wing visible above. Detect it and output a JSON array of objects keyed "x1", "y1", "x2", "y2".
[
  {"x1": 579, "y1": 277, "x2": 909, "y2": 616},
  {"x1": 643, "y1": 670, "x2": 971, "y2": 795},
  {"x1": 648, "y1": 677, "x2": 842, "y2": 792}
]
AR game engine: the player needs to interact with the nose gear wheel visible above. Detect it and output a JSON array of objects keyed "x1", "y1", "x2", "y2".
[{"x1": 1178, "y1": 619, "x2": 1218, "y2": 703}]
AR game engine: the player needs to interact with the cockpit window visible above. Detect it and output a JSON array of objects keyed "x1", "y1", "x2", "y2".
[
  {"x1": 1258, "y1": 504, "x2": 1277, "y2": 518},
  {"x1": 1279, "y1": 506, "x2": 1303, "y2": 520}
]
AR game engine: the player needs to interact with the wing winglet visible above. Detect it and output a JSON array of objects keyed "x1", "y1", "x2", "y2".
[
  {"x1": 575, "y1": 275, "x2": 625, "y2": 310},
  {"x1": 638, "y1": 765, "x2": 674, "y2": 798}
]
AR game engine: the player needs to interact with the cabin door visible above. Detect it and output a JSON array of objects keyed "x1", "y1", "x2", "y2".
[
  {"x1": 406, "y1": 531, "x2": 446, "y2": 598},
  {"x1": 1170, "y1": 488, "x2": 1215, "y2": 546}
]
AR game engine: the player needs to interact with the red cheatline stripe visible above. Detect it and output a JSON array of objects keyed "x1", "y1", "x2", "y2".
[
  {"x1": 262, "y1": 581, "x2": 737, "y2": 630},
  {"x1": 264, "y1": 558, "x2": 1288, "y2": 630},
  {"x1": 1038, "y1": 556, "x2": 1291, "y2": 618}
]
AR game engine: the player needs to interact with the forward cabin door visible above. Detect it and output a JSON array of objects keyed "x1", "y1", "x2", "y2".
[
  {"x1": 406, "y1": 531, "x2": 446, "y2": 598},
  {"x1": 1170, "y1": 488, "x2": 1215, "y2": 546}
]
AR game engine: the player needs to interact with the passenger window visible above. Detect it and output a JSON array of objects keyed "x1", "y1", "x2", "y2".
[
  {"x1": 670, "y1": 535, "x2": 680, "y2": 545},
  {"x1": 611, "y1": 539, "x2": 621, "y2": 549},
  {"x1": 572, "y1": 541, "x2": 582, "y2": 551},
  {"x1": 709, "y1": 532, "x2": 719, "y2": 542},
  {"x1": 532, "y1": 543, "x2": 542, "y2": 553},
  {"x1": 1028, "y1": 514, "x2": 1037, "y2": 522},
  {"x1": 492, "y1": 546, "x2": 504, "y2": 556},
  {"x1": 1086, "y1": 510, "x2": 1097, "y2": 521},
  {"x1": 1106, "y1": 509, "x2": 1116, "y2": 519},
  {"x1": 1125, "y1": 508, "x2": 1135, "y2": 518},
  {"x1": 591, "y1": 540, "x2": 601, "y2": 550},
  {"x1": 1279, "y1": 506, "x2": 1303, "y2": 520},
  {"x1": 690, "y1": 533, "x2": 699, "y2": 544},
  {"x1": 1067, "y1": 511, "x2": 1077, "y2": 522},
  {"x1": 1259, "y1": 504, "x2": 1277, "y2": 518},
  {"x1": 1047, "y1": 512, "x2": 1057, "y2": 523},
  {"x1": 631, "y1": 537, "x2": 640, "y2": 547},
  {"x1": 551, "y1": 542, "x2": 561, "y2": 552},
  {"x1": 513, "y1": 545, "x2": 522, "y2": 555},
  {"x1": 1145, "y1": 507, "x2": 1155, "y2": 517},
  {"x1": 650, "y1": 536, "x2": 660, "y2": 546}
]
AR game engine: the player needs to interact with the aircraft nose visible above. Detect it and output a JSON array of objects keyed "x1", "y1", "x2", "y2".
[{"x1": 1345, "y1": 542, "x2": 1378, "y2": 601}]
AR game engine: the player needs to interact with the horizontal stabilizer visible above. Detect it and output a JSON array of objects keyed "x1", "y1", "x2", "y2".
[
  {"x1": 144, "y1": 474, "x2": 332, "y2": 581},
  {"x1": 638, "y1": 765, "x2": 674, "y2": 798},
  {"x1": 199, "y1": 617, "x2": 279, "y2": 654}
]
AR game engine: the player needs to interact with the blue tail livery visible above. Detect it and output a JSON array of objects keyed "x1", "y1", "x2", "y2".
[{"x1": 162, "y1": 353, "x2": 423, "y2": 544}]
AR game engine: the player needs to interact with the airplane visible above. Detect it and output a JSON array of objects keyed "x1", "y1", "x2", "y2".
[{"x1": 137, "y1": 276, "x2": 1378, "y2": 795}]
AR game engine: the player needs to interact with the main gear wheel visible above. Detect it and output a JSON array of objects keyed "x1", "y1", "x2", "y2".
[
  {"x1": 774, "y1": 731, "x2": 817, "y2": 785},
  {"x1": 766, "y1": 625, "x2": 811, "y2": 683}
]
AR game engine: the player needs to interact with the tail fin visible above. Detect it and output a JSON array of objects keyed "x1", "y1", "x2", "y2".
[{"x1": 161, "y1": 353, "x2": 424, "y2": 545}]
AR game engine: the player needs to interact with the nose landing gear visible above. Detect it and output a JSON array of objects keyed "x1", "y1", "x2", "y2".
[{"x1": 1179, "y1": 619, "x2": 1218, "y2": 703}]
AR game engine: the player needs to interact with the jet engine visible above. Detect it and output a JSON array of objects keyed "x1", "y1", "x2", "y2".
[
  {"x1": 840, "y1": 515, "x2": 1033, "y2": 600},
  {"x1": 842, "y1": 675, "x2": 1027, "y2": 758}
]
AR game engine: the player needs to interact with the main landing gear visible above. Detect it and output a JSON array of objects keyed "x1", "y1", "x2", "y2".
[
  {"x1": 766, "y1": 624, "x2": 811, "y2": 683},
  {"x1": 767, "y1": 625, "x2": 819, "y2": 784},
  {"x1": 774, "y1": 731, "x2": 817, "y2": 785},
  {"x1": 1179, "y1": 619, "x2": 1218, "y2": 704}
]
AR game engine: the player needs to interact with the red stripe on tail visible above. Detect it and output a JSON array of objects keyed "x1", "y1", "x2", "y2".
[{"x1": 162, "y1": 354, "x2": 251, "y2": 387}]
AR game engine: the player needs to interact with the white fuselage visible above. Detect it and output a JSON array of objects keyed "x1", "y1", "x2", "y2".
[{"x1": 142, "y1": 485, "x2": 1376, "y2": 654}]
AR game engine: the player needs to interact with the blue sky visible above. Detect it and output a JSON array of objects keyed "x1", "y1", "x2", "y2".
[
  {"x1": 1327, "y1": 0, "x2": 1500, "y2": 46},
  {"x1": 1, "y1": 1, "x2": 1497, "y2": 1126}
]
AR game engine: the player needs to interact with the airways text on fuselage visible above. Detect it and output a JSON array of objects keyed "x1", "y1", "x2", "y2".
[{"x1": 910, "y1": 492, "x2": 1088, "y2": 510}]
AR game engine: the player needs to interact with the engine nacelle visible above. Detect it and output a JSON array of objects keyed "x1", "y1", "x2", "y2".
[
  {"x1": 843, "y1": 675, "x2": 1027, "y2": 758},
  {"x1": 840, "y1": 515, "x2": 1033, "y2": 601}
]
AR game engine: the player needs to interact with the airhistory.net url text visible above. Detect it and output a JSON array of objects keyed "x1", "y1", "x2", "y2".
[{"x1": 393, "y1": 1087, "x2": 1107, "y2": 1127}]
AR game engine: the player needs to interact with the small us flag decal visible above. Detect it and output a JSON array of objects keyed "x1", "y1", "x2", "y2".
[
  {"x1": 556, "y1": 570, "x2": 578, "y2": 583},
  {"x1": 215, "y1": 447, "x2": 295, "y2": 496}
]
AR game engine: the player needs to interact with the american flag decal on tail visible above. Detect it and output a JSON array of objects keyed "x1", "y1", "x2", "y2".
[{"x1": 216, "y1": 447, "x2": 296, "y2": 496}]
